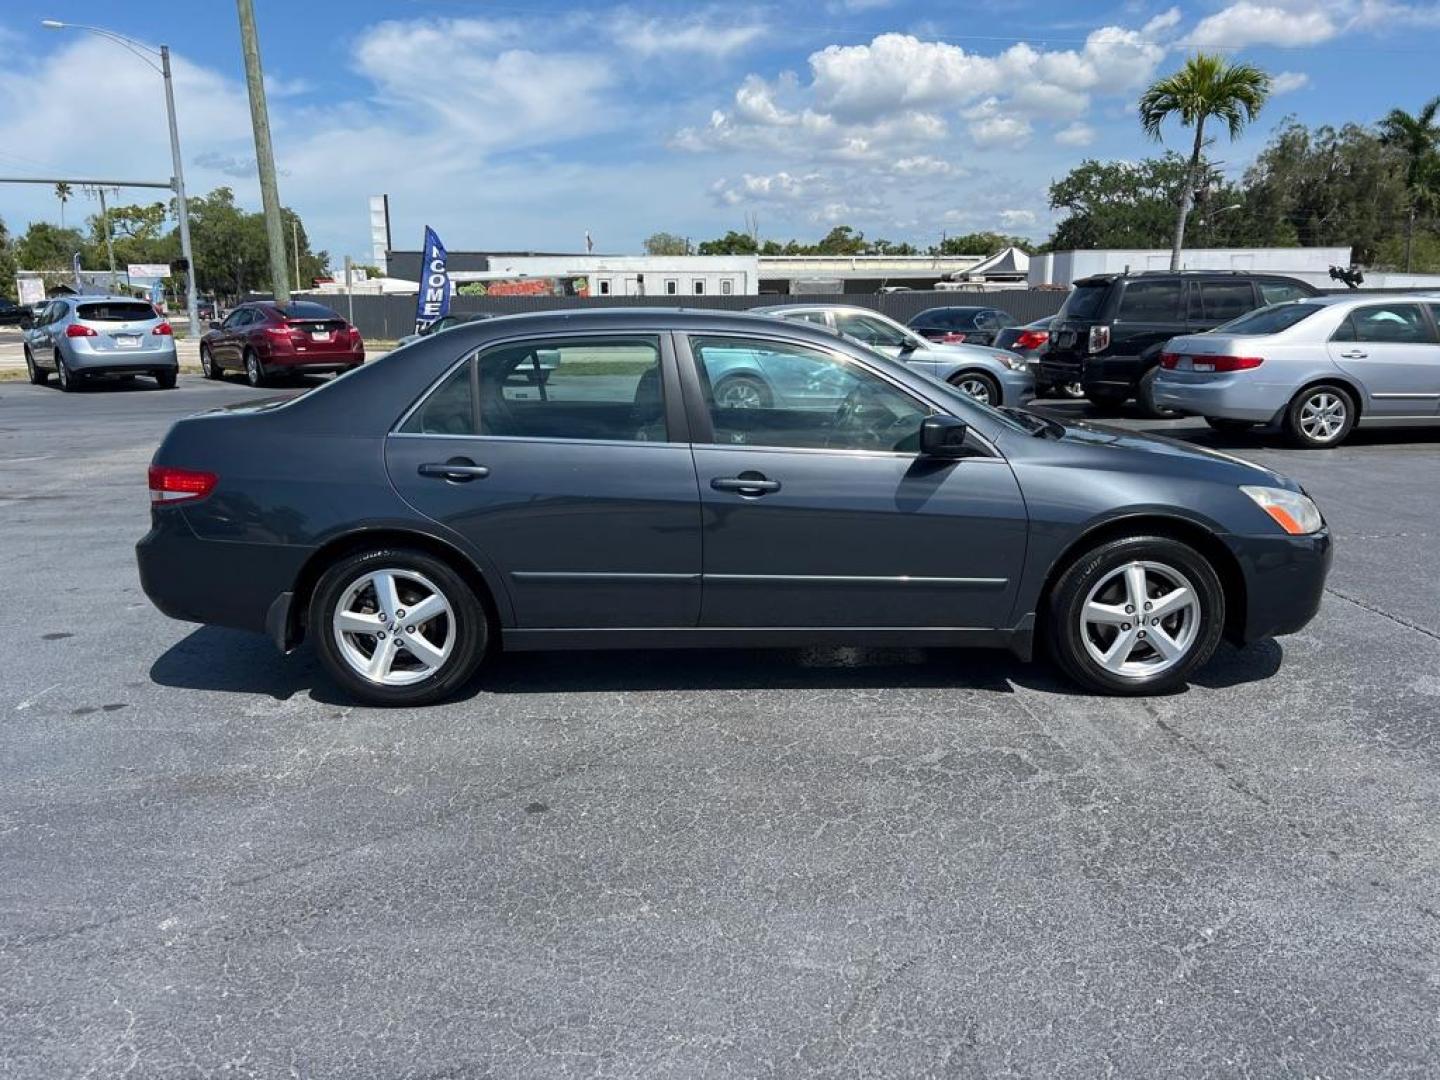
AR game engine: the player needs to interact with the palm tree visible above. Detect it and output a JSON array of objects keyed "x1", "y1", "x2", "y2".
[
  {"x1": 1377, "y1": 97, "x2": 1440, "y2": 271},
  {"x1": 1139, "y1": 54, "x2": 1272, "y2": 270},
  {"x1": 54, "y1": 182, "x2": 72, "y2": 229}
]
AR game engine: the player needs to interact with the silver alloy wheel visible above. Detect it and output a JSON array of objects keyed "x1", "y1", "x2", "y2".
[
  {"x1": 246, "y1": 353, "x2": 262, "y2": 386},
  {"x1": 1299, "y1": 391, "x2": 1346, "y2": 443},
  {"x1": 201, "y1": 347, "x2": 214, "y2": 377},
  {"x1": 954, "y1": 376, "x2": 993, "y2": 404},
  {"x1": 24, "y1": 349, "x2": 35, "y2": 380},
  {"x1": 1080, "y1": 560, "x2": 1200, "y2": 679},
  {"x1": 716, "y1": 378, "x2": 764, "y2": 409},
  {"x1": 332, "y1": 568, "x2": 456, "y2": 686},
  {"x1": 56, "y1": 354, "x2": 70, "y2": 389}
]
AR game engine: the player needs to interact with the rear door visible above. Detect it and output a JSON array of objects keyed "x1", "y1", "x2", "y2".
[
  {"x1": 1327, "y1": 302, "x2": 1440, "y2": 417},
  {"x1": 385, "y1": 332, "x2": 702, "y2": 628},
  {"x1": 681, "y1": 332, "x2": 1027, "y2": 630}
]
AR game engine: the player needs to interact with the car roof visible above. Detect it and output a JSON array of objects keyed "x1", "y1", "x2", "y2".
[
  {"x1": 750, "y1": 303, "x2": 890, "y2": 316},
  {"x1": 1293, "y1": 292, "x2": 1440, "y2": 308},
  {"x1": 64, "y1": 294, "x2": 151, "y2": 304}
]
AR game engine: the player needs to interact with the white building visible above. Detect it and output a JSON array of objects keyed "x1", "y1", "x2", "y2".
[
  {"x1": 1030, "y1": 247, "x2": 1354, "y2": 289},
  {"x1": 466, "y1": 255, "x2": 757, "y2": 298}
]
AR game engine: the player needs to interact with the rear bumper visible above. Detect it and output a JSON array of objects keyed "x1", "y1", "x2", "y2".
[
  {"x1": 1153, "y1": 373, "x2": 1291, "y2": 423},
  {"x1": 265, "y1": 351, "x2": 364, "y2": 373},
  {"x1": 1225, "y1": 529, "x2": 1332, "y2": 643},
  {"x1": 137, "y1": 509, "x2": 308, "y2": 635},
  {"x1": 66, "y1": 343, "x2": 177, "y2": 372}
]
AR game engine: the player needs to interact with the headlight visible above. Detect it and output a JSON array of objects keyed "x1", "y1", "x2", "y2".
[
  {"x1": 993, "y1": 352, "x2": 1023, "y2": 370},
  {"x1": 1240, "y1": 485, "x2": 1324, "y2": 535}
]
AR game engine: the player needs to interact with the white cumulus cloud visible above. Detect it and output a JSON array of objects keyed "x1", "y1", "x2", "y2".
[
  {"x1": 1055, "y1": 121, "x2": 1098, "y2": 147},
  {"x1": 1189, "y1": 2, "x2": 1338, "y2": 47},
  {"x1": 1272, "y1": 71, "x2": 1311, "y2": 93}
]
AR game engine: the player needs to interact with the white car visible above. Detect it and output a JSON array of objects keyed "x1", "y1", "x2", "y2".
[{"x1": 1153, "y1": 293, "x2": 1440, "y2": 448}]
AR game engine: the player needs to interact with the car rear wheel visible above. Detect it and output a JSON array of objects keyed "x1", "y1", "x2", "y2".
[
  {"x1": 311, "y1": 548, "x2": 488, "y2": 707},
  {"x1": 1284, "y1": 384, "x2": 1355, "y2": 449},
  {"x1": 55, "y1": 352, "x2": 77, "y2": 392},
  {"x1": 713, "y1": 374, "x2": 771, "y2": 409},
  {"x1": 1204, "y1": 417, "x2": 1256, "y2": 433},
  {"x1": 24, "y1": 346, "x2": 46, "y2": 385},
  {"x1": 949, "y1": 370, "x2": 1000, "y2": 406},
  {"x1": 155, "y1": 369, "x2": 177, "y2": 389},
  {"x1": 1085, "y1": 387, "x2": 1128, "y2": 412},
  {"x1": 1047, "y1": 535, "x2": 1225, "y2": 695},
  {"x1": 244, "y1": 349, "x2": 267, "y2": 388},
  {"x1": 200, "y1": 345, "x2": 221, "y2": 380}
]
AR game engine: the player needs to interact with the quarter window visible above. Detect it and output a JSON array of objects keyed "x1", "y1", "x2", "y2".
[
  {"x1": 1259, "y1": 281, "x2": 1310, "y2": 305},
  {"x1": 689, "y1": 335, "x2": 929, "y2": 453}
]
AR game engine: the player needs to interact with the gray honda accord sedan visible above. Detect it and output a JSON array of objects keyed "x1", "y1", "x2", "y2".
[{"x1": 137, "y1": 308, "x2": 1331, "y2": 706}]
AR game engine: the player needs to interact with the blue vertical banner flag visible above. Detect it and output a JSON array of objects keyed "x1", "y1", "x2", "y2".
[{"x1": 414, "y1": 226, "x2": 451, "y2": 333}]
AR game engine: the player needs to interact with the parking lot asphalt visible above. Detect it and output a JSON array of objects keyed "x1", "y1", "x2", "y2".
[{"x1": 2, "y1": 374, "x2": 1437, "y2": 1079}]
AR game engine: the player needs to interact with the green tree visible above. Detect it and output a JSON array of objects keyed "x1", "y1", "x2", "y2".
[
  {"x1": 814, "y1": 225, "x2": 867, "y2": 254},
  {"x1": 642, "y1": 231, "x2": 691, "y2": 256},
  {"x1": 930, "y1": 232, "x2": 1036, "y2": 256},
  {"x1": 16, "y1": 222, "x2": 93, "y2": 271},
  {"x1": 0, "y1": 216, "x2": 17, "y2": 301},
  {"x1": 54, "y1": 182, "x2": 72, "y2": 229},
  {"x1": 697, "y1": 229, "x2": 759, "y2": 255},
  {"x1": 85, "y1": 201, "x2": 177, "y2": 270},
  {"x1": 1139, "y1": 53, "x2": 1272, "y2": 269},
  {"x1": 1049, "y1": 155, "x2": 1242, "y2": 249},
  {"x1": 1377, "y1": 96, "x2": 1440, "y2": 270}
]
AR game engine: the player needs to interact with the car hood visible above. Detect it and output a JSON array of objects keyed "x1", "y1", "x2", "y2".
[
  {"x1": 1016, "y1": 415, "x2": 1298, "y2": 491},
  {"x1": 916, "y1": 341, "x2": 1020, "y2": 361}
]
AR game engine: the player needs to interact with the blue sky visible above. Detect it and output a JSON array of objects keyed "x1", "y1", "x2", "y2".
[{"x1": 1, "y1": 0, "x2": 1438, "y2": 265}]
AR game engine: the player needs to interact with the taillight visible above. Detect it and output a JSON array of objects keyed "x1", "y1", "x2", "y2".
[
  {"x1": 65, "y1": 324, "x2": 97, "y2": 338},
  {"x1": 1160, "y1": 352, "x2": 1179, "y2": 369},
  {"x1": 148, "y1": 465, "x2": 217, "y2": 504},
  {"x1": 1163, "y1": 352, "x2": 1264, "y2": 373},
  {"x1": 1013, "y1": 330, "x2": 1049, "y2": 350},
  {"x1": 265, "y1": 325, "x2": 292, "y2": 338},
  {"x1": 941, "y1": 332, "x2": 967, "y2": 343},
  {"x1": 1087, "y1": 325, "x2": 1110, "y2": 353},
  {"x1": 152, "y1": 322, "x2": 173, "y2": 336}
]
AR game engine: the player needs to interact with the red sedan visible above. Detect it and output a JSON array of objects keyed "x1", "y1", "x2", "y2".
[{"x1": 200, "y1": 300, "x2": 364, "y2": 387}]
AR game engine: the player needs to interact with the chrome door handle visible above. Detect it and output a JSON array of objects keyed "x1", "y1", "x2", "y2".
[
  {"x1": 711, "y1": 474, "x2": 781, "y2": 496},
  {"x1": 1338, "y1": 350, "x2": 1367, "y2": 359},
  {"x1": 418, "y1": 460, "x2": 489, "y2": 482}
]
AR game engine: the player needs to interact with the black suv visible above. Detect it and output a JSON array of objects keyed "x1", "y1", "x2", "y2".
[{"x1": 1036, "y1": 272, "x2": 1319, "y2": 415}]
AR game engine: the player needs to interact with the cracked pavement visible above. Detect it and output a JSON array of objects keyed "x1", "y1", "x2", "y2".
[{"x1": 1, "y1": 379, "x2": 1437, "y2": 1078}]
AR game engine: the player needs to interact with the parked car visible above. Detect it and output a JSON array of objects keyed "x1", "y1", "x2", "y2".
[
  {"x1": 993, "y1": 317, "x2": 1082, "y2": 399},
  {"x1": 1154, "y1": 294, "x2": 1440, "y2": 448},
  {"x1": 0, "y1": 299, "x2": 30, "y2": 326},
  {"x1": 396, "y1": 311, "x2": 496, "y2": 347},
  {"x1": 138, "y1": 308, "x2": 1330, "y2": 706},
  {"x1": 1036, "y1": 271, "x2": 1320, "y2": 416},
  {"x1": 200, "y1": 300, "x2": 364, "y2": 387},
  {"x1": 908, "y1": 306, "x2": 1017, "y2": 346},
  {"x1": 22, "y1": 295, "x2": 177, "y2": 391},
  {"x1": 752, "y1": 303, "x2": 1033, "y2": 407}
]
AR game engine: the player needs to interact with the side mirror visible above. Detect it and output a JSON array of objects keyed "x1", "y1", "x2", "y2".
[
  {"x1": 208, "y1": 320, "x2": 222, "y2": 331},
  {"x1": 919, "y1": 415, "x2": 969, "y2": 458},
  {"x1": 19, "y1": 317, "x2": 32, "y2": 330},
  {"x1": 898, "y1": 339, "x2": 917, "y2": 354}
]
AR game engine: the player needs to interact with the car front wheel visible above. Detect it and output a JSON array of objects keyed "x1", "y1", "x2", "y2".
[
  {"x1": 200, "y1": 345, "x2": 221, "y2": 380},
  {"x1": 24, "y1": 346, "x2": 46, "y2": 385},
  {"x1": 949, "y1": 370, "x2": 1000, "y2": 406},
  {"x1": 1047, "y1": 535, "x2": 1225, "y2": 695},
  {"x1": 310, "y1": 548, "x2": 488, "y2": 706}
]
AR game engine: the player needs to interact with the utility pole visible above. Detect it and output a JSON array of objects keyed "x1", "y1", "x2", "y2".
[
  {"x1": 95, "y1": 187, "x2": 118, "y2": 292},
  {"x1": 235, "y1": 0, "x2": 289, "y2": 301},
  {"x1": 159, "y1": 45, "x2": 201, "y2": 336},
  {"x1": 292, "y1": 217, "x2": 301, "y2": 290}
]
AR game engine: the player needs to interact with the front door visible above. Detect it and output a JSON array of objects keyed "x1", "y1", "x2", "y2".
[
  {"x1": 1327, "y1": 302, "x2": 1440, "y2": 417},
  {"x1": 681, "y1": 333, "x2": 1028, "y2": 629},
  {"x1": 386, "y1": 333, "x2": 702, "y2": 628}
]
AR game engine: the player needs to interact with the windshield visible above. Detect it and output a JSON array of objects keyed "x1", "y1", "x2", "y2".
[
  {"x1": 1213, "y1": 303, "x2": 1323, "y2": 335},
  {"x1": 1057, "y1": 282, "x2": 1110, "y2": 321}
]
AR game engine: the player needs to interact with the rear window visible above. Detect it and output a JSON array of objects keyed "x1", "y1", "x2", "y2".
[
  {"x1": 1056, "y1": 282, "x2": 1111, "y2": 321},
  {"x1": 276, "y1": 301, "x2": 340, "y2": 320},
  {"x1": 76, "y1": 301, "x2": 156, "y2": 322},
  {"x1": 913, "y1": 308, "x2": 976, "y2": 329},
  {"x1": 1215, "y1": 303, "x2": 1323, "y2": 335}
]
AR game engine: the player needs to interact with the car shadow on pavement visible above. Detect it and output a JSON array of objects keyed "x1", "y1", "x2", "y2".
[{"x1": 149, "y1": 627, "x2": 1285, "y2": 703}]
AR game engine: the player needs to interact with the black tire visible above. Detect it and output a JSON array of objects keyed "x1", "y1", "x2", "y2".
[
  {"x1": 24, "y1": 346, "x2": 46, "y2": 385},
  {"x1": 244, "y1": 348, "x2": 267, "y2": 388},
  {"x1": 1039, "y1": 380, "x2": 1084, "y2": 401},
  {"x1": 948, "y1": 370, "x2": 1002, "y2": 406},
  {"x1": 1135, "y1": 367, "x2": 1179, "y2": 419},
  {"x1": 1204, "y1": 417, "x2": 1256, "y2": 433},
  {"x1": 713, "y1": 374, "x2": 772, "y2": 410},
  {"x1": 155, "y1": 369, "x2": 177, "y2": 389},
  {"x1": 55, "y1": 351, "x2": 78, "y2": 392},
  {"x1": 1283, "y1": 383, "x2": 1356, "y2": 449},
  {"x1": 310, "y1": 547, "x2": 488, "y2": 707},
  {"x1": 1046, "y1": 535, "x2": 1226, "y2": 696},
  {"x1": 1085, "y1": 387, "x2": 1128, "y2": 412},
  {"x1": 200, "y1": 345, "x2": 221, "y2": 380}
]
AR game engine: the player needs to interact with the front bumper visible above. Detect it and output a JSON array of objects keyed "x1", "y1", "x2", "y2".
[
  {"x1": 1153, "y1": 372, "x2": 1291, "y2": 423},
  {"x1": 999, "y1": 367, "x2": 1036, "y2": 406},
  {"x1": 1225, "y1": 529, "x2": 1332, "y2": 643}
]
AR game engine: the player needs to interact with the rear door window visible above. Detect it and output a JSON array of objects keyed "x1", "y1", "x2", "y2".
[
  {"x1": 401, "y1": 363, "x2": 475, "y2": 436},
  {"x1": 76, "y1": 301, "x2": 157, "y2": 322},
  {"x1": 1197, "y1": 281, "x2": 1258, "y2": 322},
  {"x1": 1346, "y1": 303, "x2": 1435, "y2": 344},
  {"x1": 1117, "y1": 280, "x2": 1181, "y2": 321}
]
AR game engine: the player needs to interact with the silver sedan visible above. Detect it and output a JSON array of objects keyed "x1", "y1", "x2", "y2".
[
  {"x1": 1153, "y1": 293, "x2": 1440, "y2": 448},
  {"x1": 751, "y1": 303, "x2": 1035, "y2": 407}
]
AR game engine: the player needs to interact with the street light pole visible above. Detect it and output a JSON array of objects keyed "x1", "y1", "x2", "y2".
[
  {"x1": 235, "y1": 0, "x2": 290, "y2": 302},
  {"x1": 40, "y1": 21, "x2": 200, "y2": 336}
]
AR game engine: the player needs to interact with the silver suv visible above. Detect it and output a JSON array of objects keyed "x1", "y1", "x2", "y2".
[
  {"x1": 752, "y1": 304, "x2": 1034, "y2": 407},
  {"x1": 23, "y1": 295, "x2": 178, "y2": 391}
]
